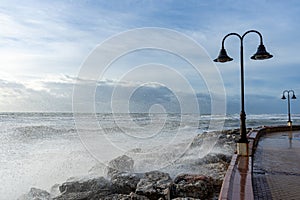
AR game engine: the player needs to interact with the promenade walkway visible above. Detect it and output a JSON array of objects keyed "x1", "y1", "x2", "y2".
[{"x1": 252, "y1": 130, "x2": 300, "y2": 200}]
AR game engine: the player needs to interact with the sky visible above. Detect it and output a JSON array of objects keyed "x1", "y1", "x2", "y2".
[{"x1": 1, "y1": 0, "x2": 300, "y2": 114}]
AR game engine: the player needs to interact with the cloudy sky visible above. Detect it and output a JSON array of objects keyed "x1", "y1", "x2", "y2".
[{"x1": 1, "y1": 0, "x2": 300, "y2": 114}]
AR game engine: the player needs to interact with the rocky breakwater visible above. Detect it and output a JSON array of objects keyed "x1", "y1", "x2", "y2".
[{"x1": 19, "y1": 129, "x2": 241, "y2": 200}]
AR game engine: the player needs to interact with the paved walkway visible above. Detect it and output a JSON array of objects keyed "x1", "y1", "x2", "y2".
[{"x1": 253, "y1": 130, "x2": 300, "y2": 200}]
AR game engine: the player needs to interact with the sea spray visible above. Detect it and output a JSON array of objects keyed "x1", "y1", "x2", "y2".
[{"x1": 2, "y1": 113, "x2": 300, "y2": 199}]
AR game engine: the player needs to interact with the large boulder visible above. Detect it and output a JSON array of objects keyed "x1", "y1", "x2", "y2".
[
  {"x1": 103, "y1": 192, "x2": 150, "y2": 200},
  {"x1": 111, "y1": 172, "x2": 145, "y2": 194},
  {"x1": 18, "y1": 187, "x2": 50, "y2": 200},
  {"x1": 204, "y1": 162, "x2": 228, "y2": 192},
  {"x1": 53, "y1": 191, "x2": 94, "y2": 200},
  {"x1": 135, "y1": 171, "x2": 172, "y2": 200},
  {"x1": 190, "y1": 131, "x2": 220, "y2": 148},
  {"x1": 172, "y1": 174, "x2": 214, "y2": 199},
  {"x1": 59, "y1": 176, "x2": 111, "y2": 194},
  {"x1": 198, "y1": 153, "x2": 232, "y2": 165},
  {"x1": 190, "y1": 129, "x2": 241, "y2": 153},
  {"x1": 54, "y1": 176, "x2": 112, "y2": 199},
  {"x1": 107, "y1": 155, "x2": 134, "y2": 178}
]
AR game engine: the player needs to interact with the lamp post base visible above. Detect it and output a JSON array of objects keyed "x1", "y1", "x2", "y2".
[
  {"x1": 287, "y1": 121, "x2": 292, "y2": 127},
  {"x1": 237, "y1": 142, "x2": 249, "y2": 156}
]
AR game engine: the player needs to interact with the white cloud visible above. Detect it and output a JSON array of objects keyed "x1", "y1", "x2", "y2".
[
  {"x1": 0, "y1": 1, "x2": 134, "y2": 78},
  {"x1": 0, "y1": 74, "x2": 74, "y2": 111},
  {"x1": 0, "y1": 0, "x2": 300, "y2": 113}
]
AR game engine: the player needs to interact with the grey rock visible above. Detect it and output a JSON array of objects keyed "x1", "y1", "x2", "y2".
[
  {"x1": 53, "y1": 190, "x2": 113, "y2": 200},
  {"x1": 190, "y1": 131, "x2": 214, "y2": 148},
  {"x1": 53, "y1": 191, "x2": 94, "y2": 200},
  {"x1": 135, "y1": 171, "x2": 172, "y2": 200},
  {"x1": 54, "y1": 176, "x2": 113, "y2": 199},
  {"x1": 18, "y1": 187, "x2": 51, "y2": 200},
  {"x1": 107, "y1": 155, "x2": 134, "y2": 178},
  {"x1": 199, "y1": 153, "x2": 232, "y2": 165},
  {"x1": 103, "y1": 192, "x2": 149, "y2": 200},
  {"x1": 59, "y1": 176, "x2": 111, "y2": 194},
  {"x1": 111, "y1": 172, "x2": 145, "y2": 194},
  {"x1": 191, "y1": 129, "x2": 240, "y2": 149},
  {"x1": 172, "y1": 174, "x2": 213, "y2": 199}
]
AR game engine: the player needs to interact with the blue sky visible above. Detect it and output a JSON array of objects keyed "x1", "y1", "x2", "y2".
[{"x1": 1, "y1": 0, "x2": 300, "y2": 114}]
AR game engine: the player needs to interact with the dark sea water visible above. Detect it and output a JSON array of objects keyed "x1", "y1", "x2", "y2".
[{"x1": 1, "y1": 112, "x2": 299, "y2": 199}]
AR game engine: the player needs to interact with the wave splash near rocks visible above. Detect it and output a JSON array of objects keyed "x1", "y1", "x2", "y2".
[{"x1": 19, "y1": 129, "x2": 240, "y2": 200}]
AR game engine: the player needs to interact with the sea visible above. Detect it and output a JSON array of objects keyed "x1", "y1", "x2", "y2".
[{"x1": 1, "y1": 112, "x2": 299, "y2": 199}]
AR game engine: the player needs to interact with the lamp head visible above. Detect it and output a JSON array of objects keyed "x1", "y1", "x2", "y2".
[
  {"x1": 281, "y1": 94, "x2": 286, "y2": 100},
  {"x1": 251, "y1": 44, "x2": 273, "y2": 60},
  {"x1": 214, "y1": 48, "x2": 233, "y2": 63},
  {"x1": 292, "y1": 94, "x2": 297, "y2": 99}
]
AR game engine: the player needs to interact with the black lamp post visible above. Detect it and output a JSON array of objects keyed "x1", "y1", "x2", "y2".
[
  {"x1": 214, "y1": 30, "x2": 273, "y2": 155},
  {"x1": 281, "y1": 90, "x2": 296, "y2": 126}
]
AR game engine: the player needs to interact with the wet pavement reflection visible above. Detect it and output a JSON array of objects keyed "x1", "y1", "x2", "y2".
[{"x1": 253, "y1": 130, "x2": 300, "y2": 200}]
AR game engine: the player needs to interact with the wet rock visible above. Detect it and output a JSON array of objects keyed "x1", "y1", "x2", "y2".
[
  {"x1": 173, "y1": 174, "x2": 212, "y2": 183},
  {"x1": 18, "y1": 187, "x2": 51, "y2": 200},
  {"x1": 205, "y1": 165, "x2": 227, "y2": 194},
  {"x1": 53, "y1": 191, "x2": 94, "y2": 200},
  {"x1": 224, "y1": 128, "x2": 240, "y2": 135},
  {"x1": 107, "y1": 155, "x2": 134, "y2": 178},
  {"x1": 135, "y1": 170, "x2": 172, "y2": 200},
  {"x1": 190, "y1": 131, "x2": 219, "y2": 148},
  {"x1": 59, "y1": 176, "x2": 111, "y2": 194},
  {"x1": 111, "y1": 172, "x2": 145, "y2": 194},
  {"x1": 54, "y1": 176, "x2": 113, "y2": 199},
  {"x1": 200, "y1": 153, "x2": 232, "y2": 164},
  {"x1": 172, "y1": 174, "x2": 214, "y2": 199},
  {"x1": 104, "y1": 192, "x2": 150, "y2": 200},
  {"x1": 53, "y1": 190, "x2": 114, "y2": 200}
]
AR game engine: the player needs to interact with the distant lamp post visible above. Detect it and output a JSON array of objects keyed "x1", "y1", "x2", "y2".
[
  {"x1": 214, "y1": 30, "x2": 273, "y2": 156},
  {"x1": 281, "y1": 90, "x2": 296, "y2": 126}
]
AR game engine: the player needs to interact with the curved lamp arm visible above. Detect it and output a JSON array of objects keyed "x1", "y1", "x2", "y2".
[{"x1": 215, "y1": 30, "x2": 272, "y2": 62}]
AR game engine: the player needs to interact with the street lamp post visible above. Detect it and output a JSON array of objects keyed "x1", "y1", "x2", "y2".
[
  {"x1": 214, "y1": 30, "x2": 273, "y2": 156},
  {"x1": 281, "y1": 90, "x2": 296, "y2": 126}
]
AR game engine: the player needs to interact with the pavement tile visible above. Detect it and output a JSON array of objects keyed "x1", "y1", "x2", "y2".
[{"x1": 253, "y1": 131, "x2": 300, "y2": 200}]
